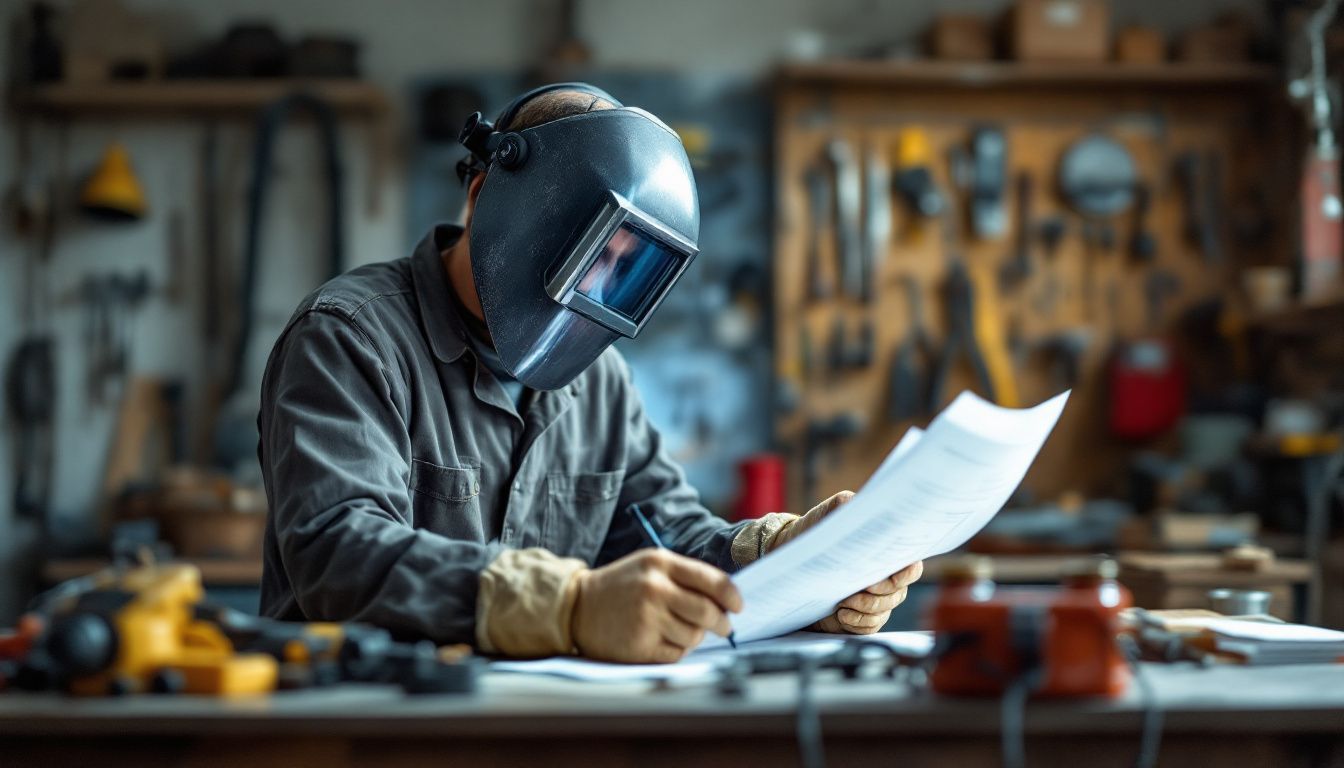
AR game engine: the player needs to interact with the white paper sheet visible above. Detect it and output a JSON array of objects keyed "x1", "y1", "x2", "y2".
[
  {"x1": 706, "y1": 390, "x2": 1070, "y2": 647},
  {"x1": 489, "y1": 630, "x2": 934, "y2": 683}
]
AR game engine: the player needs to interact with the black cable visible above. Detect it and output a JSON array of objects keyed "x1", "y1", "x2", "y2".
[
  {"x1": 795, "y1": 655, "x2": 825, "y2": 768},
  {"x1": 999, "y1": 665, "x2": 1044, "y2": 768},
  {"x1": 1117, "y1": 634, "x2": 1164, "y2": 768},
  {"x1": 224, "y1": 91, "x2": 346, "y2": 403}
]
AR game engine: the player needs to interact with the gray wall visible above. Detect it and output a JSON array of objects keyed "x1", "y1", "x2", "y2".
[{"x1": 0, "y1": 0, "x2": 1269, "y2": 621}]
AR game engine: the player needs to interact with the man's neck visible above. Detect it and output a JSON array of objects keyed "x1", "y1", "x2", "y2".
[{"x1": 441, "y1": 240, "x2": 490, "y2": 337}]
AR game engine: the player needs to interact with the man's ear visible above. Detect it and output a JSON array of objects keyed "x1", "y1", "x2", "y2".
[
  {"x1": 461, "y1": 172, "x2": 487, "y2": 228},
  {"x1": 467, "y1": 172, "x2": 486, "y2": 208}
]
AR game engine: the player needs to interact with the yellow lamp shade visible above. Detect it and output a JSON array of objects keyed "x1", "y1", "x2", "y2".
[{"x1": 81, "y1": 142, "x2": 147, "y2": 221}]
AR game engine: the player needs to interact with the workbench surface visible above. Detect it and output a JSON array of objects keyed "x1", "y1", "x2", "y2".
[{"x1": 4, "y1": 663, "x2": 1343, "y2": 767}]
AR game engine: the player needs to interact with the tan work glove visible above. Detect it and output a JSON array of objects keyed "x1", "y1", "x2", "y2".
[
  {"x1": 772, "y1": 490, "x2": 925, "y2": 635},
  {"x1": 571, "y1": 549, "x2": 743, "y2": 663}
]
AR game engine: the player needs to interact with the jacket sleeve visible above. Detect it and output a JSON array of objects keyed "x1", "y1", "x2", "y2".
[
  {"x1": 259, "y1": 310, "x2": 501, "y2": 644},
  {"x1": 595, "y1": 354, "x2": 752, "y2": 572}
]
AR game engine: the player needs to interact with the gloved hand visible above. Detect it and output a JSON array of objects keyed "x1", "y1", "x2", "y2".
[
  {"x1": 571, "y1": 548, "x2": 743, "y2": 663},
  {"x1": 770, "y1": 490, "x2": 925, "y2": 635}
]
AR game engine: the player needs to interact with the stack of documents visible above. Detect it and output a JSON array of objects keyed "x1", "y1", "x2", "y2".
[
  {"x1": 707, "y1": 390, "x2": 1070, "y2": 647},
  {"x1": 1208, "y1": 621, "x2": 1344, "y2": 665}
]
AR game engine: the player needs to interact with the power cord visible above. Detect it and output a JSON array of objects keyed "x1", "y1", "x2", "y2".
[
  {"x1": 999, "y1": 665, "x2": 1045, "y2": 768},
  {"x1": 1117, "y1": 633, "x2": 1164, "y2": 768},
  {"x1": 795, "y1": 655, "x2": 824, "y2": 768}
]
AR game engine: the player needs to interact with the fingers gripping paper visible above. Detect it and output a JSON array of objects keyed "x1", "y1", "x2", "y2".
[{"x1": 709, "y1": 390, "x2": 1070, "y2": 647}]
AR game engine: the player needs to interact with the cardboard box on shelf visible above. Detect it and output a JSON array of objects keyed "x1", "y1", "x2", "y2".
[
  {"x1": 1008, "y1": 0, "x2": 1110, "y2": 62},
  {"x1": 1116, "y1": 26, "x2": 1166, "y2": 63},
  {"x1": 928, "y1": 14, "x2": 997, "y2": 61}
]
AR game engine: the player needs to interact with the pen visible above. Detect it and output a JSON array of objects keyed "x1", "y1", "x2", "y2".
[{"x1": 628, "y1": 504, "x2": 738, "y2": 649}]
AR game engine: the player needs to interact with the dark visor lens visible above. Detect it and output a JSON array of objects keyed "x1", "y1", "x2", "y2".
[{"x1": 575, "y1": 223, "x2": 686, "y2": 322}]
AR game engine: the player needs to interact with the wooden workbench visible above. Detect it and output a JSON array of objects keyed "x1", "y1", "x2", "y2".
[{"x1": 3, "y1": 663, "x2": 1342, "y2": 767}]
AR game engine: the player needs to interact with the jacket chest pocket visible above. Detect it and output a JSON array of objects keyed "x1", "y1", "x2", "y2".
[
  {"x1": 543, "y1": 469, "x2": 623, "y2": 563},
  {"x1": 409, "y1": 459, "x2": 481, "y2": 536}
]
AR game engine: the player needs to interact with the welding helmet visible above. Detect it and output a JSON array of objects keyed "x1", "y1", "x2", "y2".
[{"x1": 456, "y1": 83, "x2": 699, "y2": 391}]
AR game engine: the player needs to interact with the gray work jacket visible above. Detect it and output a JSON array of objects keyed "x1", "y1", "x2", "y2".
[{"x1": 257, "y1": 226, "x2": 746, "y2": 643}]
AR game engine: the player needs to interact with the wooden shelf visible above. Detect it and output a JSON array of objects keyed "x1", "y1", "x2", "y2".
[
  {"x1": 777, "y1": 59, "x2": 1280, "y2": 90},
  {"x1": 1247, "y1": 293, "x2": 1344, "y2": 332},
  {"x1": 13, "y1": 79, "x2": 392, "y2": 118},
  {"x1": 41, "y1": 558, "x2": 263, "y2": 587}
]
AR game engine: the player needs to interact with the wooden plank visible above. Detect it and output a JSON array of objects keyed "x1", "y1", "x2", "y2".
[
  {"x1": 924, "y1": 553, "x2": 1086, "y2": 582},
  {"x1": 13, "y1": 80, "x2": 391, "y2": 117},
  {"x1": 1118, "y1": 552, "x2": 1313, "y2": 581},
  {"x1": 777, "y1": 60, "x2": 1279, "y2": 90},
  {"x1": 41, "y1": 558, "x2": 263, "y2": 586}
]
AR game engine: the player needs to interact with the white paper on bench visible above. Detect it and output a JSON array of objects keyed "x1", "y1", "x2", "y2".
[{"x1": 490, "y1": 630, "x2": 934, "y2": 683}]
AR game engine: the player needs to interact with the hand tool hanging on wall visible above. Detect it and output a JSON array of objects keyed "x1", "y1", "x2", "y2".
[
  {"x1": 214, "y1": 92, "x2": 346, "y2": 468},
  {"x1": 1033, "y1": 216, "x2": 1068, "y2": 317},
  {"x1": 1174, "y1": 151, "x2": 1225, "y2": 265},
  {"x1": 998, "y1": 172, "x2": 1034, "y2": 289},
  {"x1": 968, "y1": 263, "x2": 1021, "y2": 408},
  {"x1": 7, "y1": 118, "x2": 59, "y2": 526},
  {"x1": 826, "y1": 316, "x2": 874, "y2": 374},
  {"x1": 804, "y1": 164, "x2": 834, "y2": 302},
  {"x1": 892, "y1": 127, "x2": 944, "y2": 229},
  {"x1": 1128, "y1": 183, "x2": 1157, "y2": 264},
  {"x1": 1037, "y1": 328, "x2": 1092, "y2": 390},
  {"x1": 824, "y1": 139, "x2": 864, "y2": 301},
  {"x1": 967, "y1": 126, "x2": 1008, "y2": 240},
  {"x1": 81, "y1": 271, "x2": 151, "y2": 406},
  {"x1": 6, "y1": 339, "x2": 56, "y2": 522},
  {"x1": 1143, "y1": 269, "x2": 1181, "y2": 332},
  {"x1": 801, "y1": 411, "x2": 865, "y2": 505},
  {"x1": 928, "y1": 261, "x2": 996, "y2": 410},
  {"x1": 862, "y1": 145, "x2": 892, "y2": 302},
  {"x1": 1059, "y1": 134, "x2": 1137, "y2": 319},
  {"x1": 887, "y1": 275, "x2": 934, "y2": 422}
]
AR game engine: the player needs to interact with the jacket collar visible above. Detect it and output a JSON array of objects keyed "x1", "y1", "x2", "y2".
[{"x1": 411, "y1": 225, "x2": 470, "y2": 364}]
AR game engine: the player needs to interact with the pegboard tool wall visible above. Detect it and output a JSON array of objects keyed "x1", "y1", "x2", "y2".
[{"x1": 771, "y1": 67, "x2": 1297, "y2": 511}]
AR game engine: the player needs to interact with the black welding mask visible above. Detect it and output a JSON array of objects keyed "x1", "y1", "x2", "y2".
[{"x1": 456, "y1": 83, "x2": 699, "y2": 391}]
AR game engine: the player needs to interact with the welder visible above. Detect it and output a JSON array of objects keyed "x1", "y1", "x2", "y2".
[{"x1": 257, "y1": 83, "x2": 922, "y2": 662}]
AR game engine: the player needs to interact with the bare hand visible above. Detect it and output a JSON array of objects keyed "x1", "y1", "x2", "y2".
[{"x1": 571, "y1": 549, "x2": 743, "y2": 663}]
